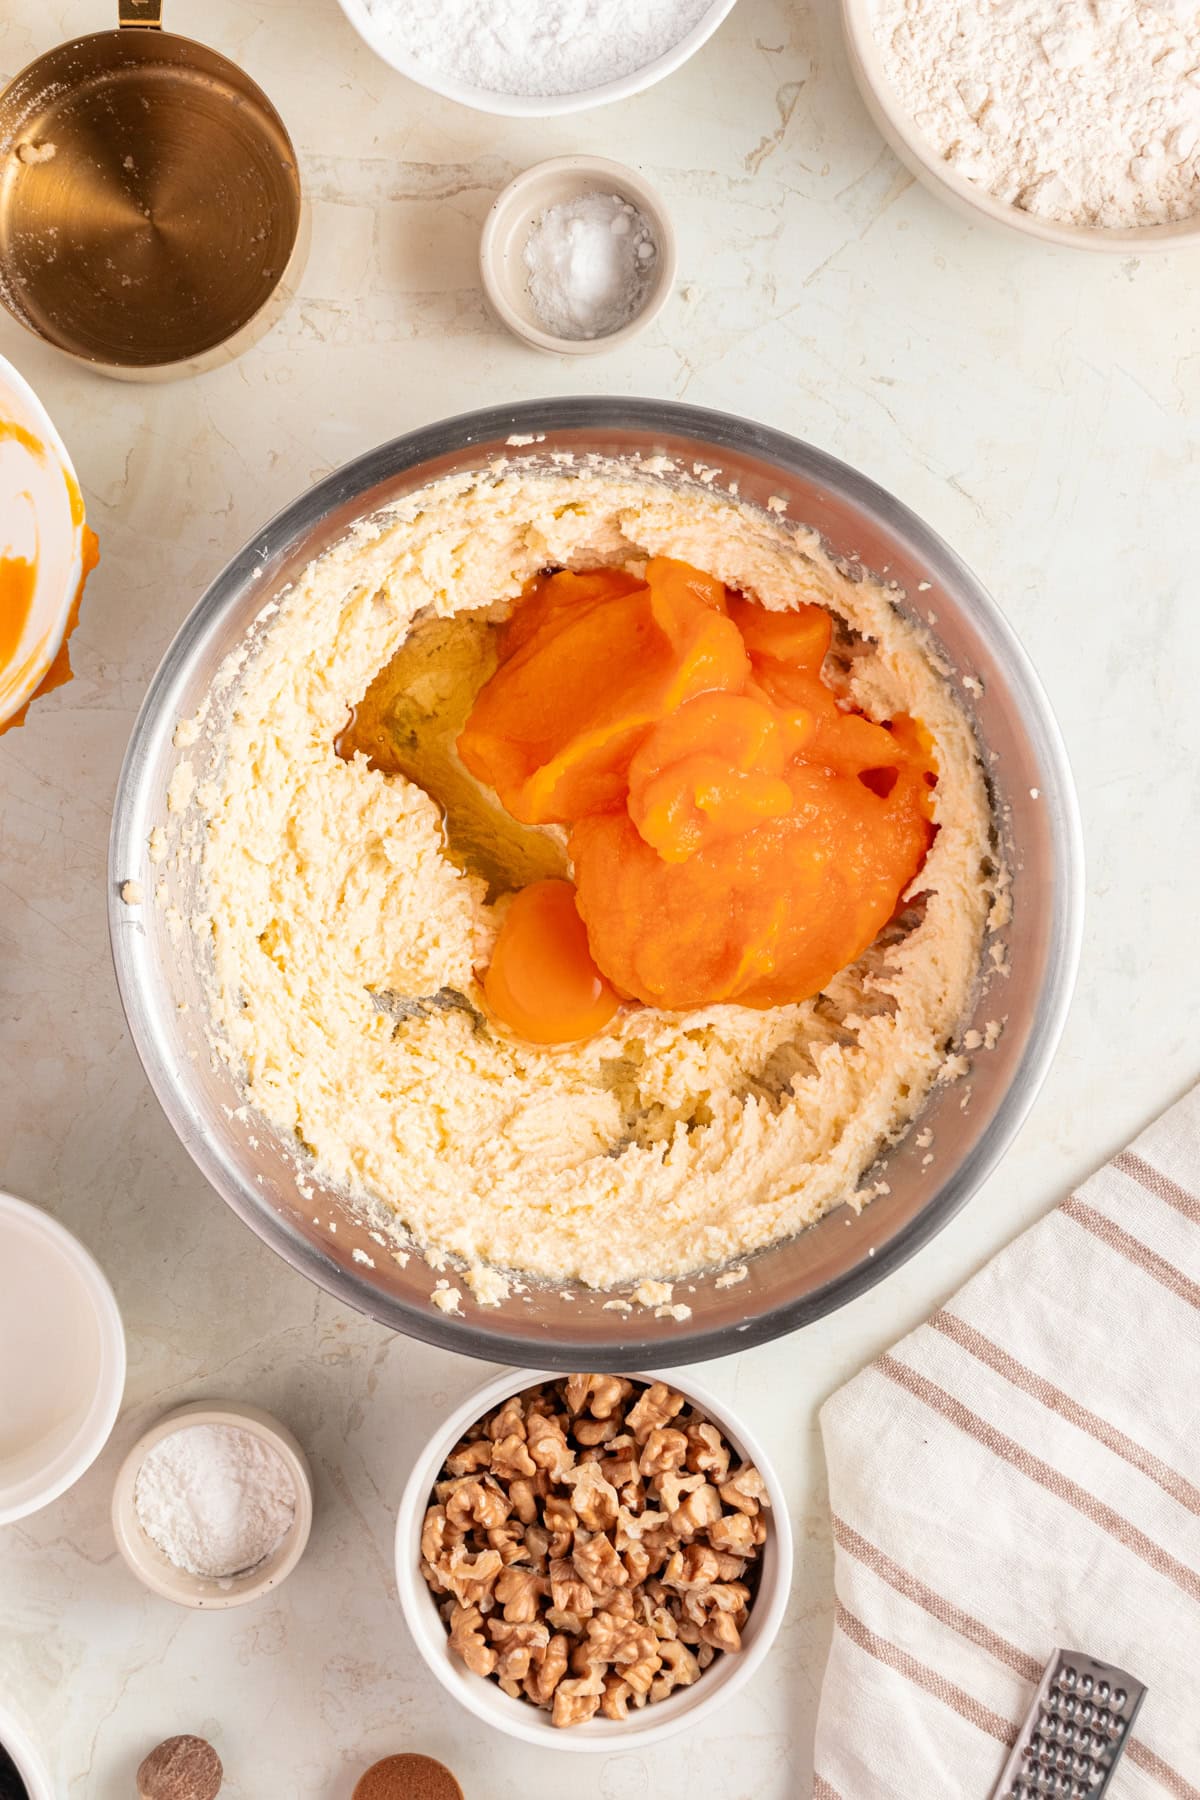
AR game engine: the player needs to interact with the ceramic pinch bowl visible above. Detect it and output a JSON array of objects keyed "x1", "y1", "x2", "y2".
[
  {"x1": 111, "y1": 1400, "x2": 314, "y2": 1609},
  {"x1": 480, "y1": 155, "x2": 677, "y2": 355},
  {"x1": 395, "y1": 1367, "x2": 793, "y2": 1751}
]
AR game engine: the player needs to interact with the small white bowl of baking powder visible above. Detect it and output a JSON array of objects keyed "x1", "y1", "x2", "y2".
[
  {"x1": 112, "y1": 1401, "x2": 313, "y2": 1609},
  {"x1": 335, "y1": 0, "x2": 739, "y2": 117},
  {"x1": 481, "y1": 156, "x2": 678, "y2": 354}
]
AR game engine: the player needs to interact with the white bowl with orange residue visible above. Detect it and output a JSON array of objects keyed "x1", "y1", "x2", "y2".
[{"x1": 0, "y1": 352, "x2": 96, "y2": 731}]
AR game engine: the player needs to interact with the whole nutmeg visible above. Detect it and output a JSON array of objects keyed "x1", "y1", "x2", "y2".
[
  {"x1": 136, "y1": 1735, "x2": 222, "y2": 1800},
  {"x1": 352, "y1": 1754, "x2": 464, "y2": 1800}
]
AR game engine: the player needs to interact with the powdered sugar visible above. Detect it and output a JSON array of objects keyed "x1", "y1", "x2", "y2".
[
  {"x1": 362, "y1": 0, "x2": 715, "y2": 99},
  {"x1": 134, "y1": 1422, "x2": 296, "y2": 1579},
  {"x1": 873, "y1": 0, "x2": 1200, "y2": 227}
]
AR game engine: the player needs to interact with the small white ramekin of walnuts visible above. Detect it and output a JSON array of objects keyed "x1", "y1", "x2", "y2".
[{"x1": 394, "y1": 1369, "x2": 793, "y2": 1750}]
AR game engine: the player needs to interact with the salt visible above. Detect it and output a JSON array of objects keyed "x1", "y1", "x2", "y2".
[
  {"x1": 133, "y1": 1422, "x2": 296, "y2": 1580},
  {"x1": 362, "y1": 0, "x2": 714, "y2": 100},
  {"x1": 523, "y1": 193, "x2": 658, "y2": 341}
]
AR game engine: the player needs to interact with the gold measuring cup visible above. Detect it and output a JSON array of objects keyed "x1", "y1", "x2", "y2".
[{"x1": 0, "y1": 0, "x2": 307, "y2": 378}]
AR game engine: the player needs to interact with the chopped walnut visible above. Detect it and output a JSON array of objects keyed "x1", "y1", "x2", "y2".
[
  {"x1": 603, "y1": 1584, "x2": 637, "y2": 1623},
  {"x1": 542, "y1": 1491, "x2": 578, "y2": 1536},
  {"x1": 655, "y1": 1468, "x2": 704, "y2": 1515},
  {"x1": 567, "y1": 1461, "x2": 620, "y2": 1531},
  {"x1": 524, "y1": 1631, "x2": 569, "y2": 1706},
  {"x1": 494, "y1": 1565, "x2": 547, "y2": 1622},
  {"x1": 622, "y1": 1541, "x2": 651, "y2": 1586},
  {"x1": 685, "y1": 1420, "x2": 731, "y2": 1482},
  {"x1": 552, "y1": 1667, "x2": 605, "y2": 1727},
  {"x1": 565, "y1": 1373, "x2": 632, "y2": 1419},
  {"x1": 700, "y1": 1608, "x2": 743, "y2": 1653},
  {"x1": 508, "y1": 1473, "x2": 547, "y2": 1525},
  {"x1": 546, "y1": 1605, "x2": 587, "y2": 1635},
  {"x1": 488, "y1": 1395, "x2": 527, "y2": 1442},
  {"x1": 445, "y1": 1438, "x2": 493, "y2": 1477},
  {"x1": 445, "y1": 1476, "x2": 510, "y2": 1532},
  {"x1": 420, "y1": 1377, "x2": 770, "y2": 1728},
  {"x1": 449, "y1": 1603, "x2": 496, "y2": 1676},
  {"x1": 489, "y1": 1619, "x2": 550, "y2": 1697},
  {"x1": 719, "y1": 1463, "x2": 770, "y2": 1516},
  {"x1": 662, "y1": 1543, "x2": 721, "y2": 1591},
  {"x1": 672, "y1": 1481, "x2": 723, "y2": 1538},
  {"x1": 485, "y1": 1520, "x2": 530, "y2": 1566},
  {"x1": 708, "y1": 1510, "x2": 756, "y2": 1556},
  {"x1": 420, "y1": 1504, "x2": 459, "y2": 1568},
  {"x1": 527, "y1": 1413, "x2": 576, "y2": 1482},
  {"x1": 626, "y1": 1382, "x2": 685, "y2": 1445},
  {"x1": 573, "y1": 1529, "x2": 628, "y2": 1596},
  {"x1": 651, "y1": 1637, "x2": 701, "y2": 1701},
  {"x1": 640, "y1": 1426, "x2": 689, "y2": 1478},
  {"x1": 441, "y1": 1542, "x2": 504, "y2": 1608},
  {"x1": 601, "y1": 1674, "x2": 635, "y2": 1720},
  {"x1": 711, "y1": 1549, "x2": 750, "y2": 1581},
  {"x1": 549, "y1": 1556, "x2": 595, "y2": 1619},
  {"x1": 492, "y1": 1433, "x2": 537, "y2": 1480},
  {"x1": 573, "y1": 1415, "x2": 619, "y2": 1446}
]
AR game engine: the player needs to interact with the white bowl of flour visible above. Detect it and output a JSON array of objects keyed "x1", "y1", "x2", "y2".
[
  {"x1": 337, "y1": 0, "x2": 739, "y2": 116},
  {"x1": 843, "y1": 0, "x2": 1200, "y2": 248}
]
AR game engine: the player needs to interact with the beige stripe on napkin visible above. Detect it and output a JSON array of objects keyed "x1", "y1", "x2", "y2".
[{"x1": 814, "y1": 1083, "x2": 1200, "y2": 1799}]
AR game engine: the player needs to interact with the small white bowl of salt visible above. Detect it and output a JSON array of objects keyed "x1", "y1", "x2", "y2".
[
  {"x1": 112, "y1": 1401, "x2": 313, "y2": 1609},
  {"x1": 480, "y1": 155, "x2": 677, "y2": 354}
]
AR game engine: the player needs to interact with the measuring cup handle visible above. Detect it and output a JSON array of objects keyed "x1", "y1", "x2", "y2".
[{"x1": 118, "y1": 0, "x2": 163, "y2": 27}]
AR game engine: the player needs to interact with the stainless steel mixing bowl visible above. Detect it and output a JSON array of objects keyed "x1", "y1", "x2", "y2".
[{"x1": 108, "y1": 398, "x2": 1084, "y2": 1368}]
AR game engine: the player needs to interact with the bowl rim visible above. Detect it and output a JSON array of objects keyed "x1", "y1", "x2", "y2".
[
  {"x1": 107, "y1": 395, "x2": 1085, "y2": 1368},
  {"x1": 331, "y1": 0, "x2": 739, "y2": 117},
  {"x1": 0, "y1": 1701, "x2": 54, "y2": 1800},
  {"x1": 110, "y1": 1399, "x2": 314, "y2": 1609},
  {"x1": 393, "y1": 1365, "x2": 794, "y2": 1750},
  {"x1": 478, "y1": 155, "x2": 678, "y2": 355},
  {"x1": 839, "y1": 0, "x2": 1200, "y2": 252},
  {"x1": 0, "y1": 1190, "x2": 126, "y2": 1525}
]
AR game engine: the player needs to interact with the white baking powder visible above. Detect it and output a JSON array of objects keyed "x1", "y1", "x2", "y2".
[
  {"x1": 873, "y1": 0, "x2": 1200, "y2": 227},
  {"x1": 523, "y1": 192, "x2": 657, "y2": 339},
  {"x1": 133, "y1": 1423, "x2": 296, "y2": 1580},
  {"x1": 362, "y1": 0, "x2": 714, "y2": 99}
]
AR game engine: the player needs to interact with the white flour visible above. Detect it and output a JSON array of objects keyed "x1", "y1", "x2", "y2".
[
  {"x1": 362, "y1": 0, "x2": 714, "y2": 98},
  {"x1": 873, "y1": 0, "x2": 1200, "y2": 227},
  {"x1": 133, "y1": 1423, "x2": 296, "y2": 1579}
]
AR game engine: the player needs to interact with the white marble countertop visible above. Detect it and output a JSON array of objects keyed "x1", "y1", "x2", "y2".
[{"x1": 2, "y1": 1, "x2": 1199, "y2": 1795}]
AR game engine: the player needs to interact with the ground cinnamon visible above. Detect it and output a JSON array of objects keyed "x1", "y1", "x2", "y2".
[{"x1": 351, "y1": 1753, "x2": 463, "y2": 1800}]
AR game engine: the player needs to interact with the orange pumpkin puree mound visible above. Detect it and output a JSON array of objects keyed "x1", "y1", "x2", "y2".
[
  {"x1": 484, "y1": 878, "x2": 620, "y2": 1045},
  {"x1": 460, "y1": 560, "x2": 937, "y2": 1035},
  {"x1": 456, "y1": 558, "x2": 749, "y2": 826}
]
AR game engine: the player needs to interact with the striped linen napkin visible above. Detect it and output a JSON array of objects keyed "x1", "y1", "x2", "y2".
[{"x1": 813, "y1": 1083, "x2": 1200, "y2": 1800}]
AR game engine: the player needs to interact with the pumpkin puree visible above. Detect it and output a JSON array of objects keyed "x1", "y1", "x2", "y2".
[{"x1": 458, "y1": 557, "x2": 936, "y2": 1040}]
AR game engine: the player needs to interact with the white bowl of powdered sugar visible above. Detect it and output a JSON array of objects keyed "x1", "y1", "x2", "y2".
[
  {"x1": 843, "y1": 0, "x2": 1200, "y2": 248},
  {"x1": 337, "y1": 0, "x2": 738, "y2": 116}
]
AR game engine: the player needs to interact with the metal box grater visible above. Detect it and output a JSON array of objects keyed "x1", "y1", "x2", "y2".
[{"x1": 990, "y1": 1649, "x2": 1147, "y2": 1800}]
